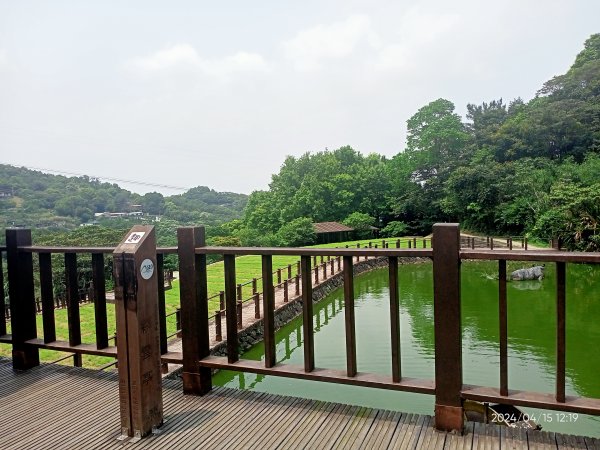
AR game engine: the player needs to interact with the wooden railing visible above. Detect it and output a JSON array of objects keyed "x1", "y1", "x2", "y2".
[
  {"x1": 2, "y1": 224, "x2": 599, "y2": 437},
  {"x1": 0, "y1": 229, "x2": 178, "y2": 369},
  {"x1": 164, "y1": 224, "x2": 600, "y2": 432}
]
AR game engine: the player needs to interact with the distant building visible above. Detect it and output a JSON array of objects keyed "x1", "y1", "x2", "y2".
[
  {"x1": 0, "y1": 186, "x2": 14, "y2": 197},
  {"x1": 313, "y1": 221, "x2": 354, "y2": 244}
]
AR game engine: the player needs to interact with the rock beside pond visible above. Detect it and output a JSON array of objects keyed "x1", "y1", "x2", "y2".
[{"x1": 511, "y1": 265, "x2": 545, "y2": 281}]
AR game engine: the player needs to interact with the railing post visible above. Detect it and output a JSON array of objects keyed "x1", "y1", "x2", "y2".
[
  {"x1": 237, "y1": 301, "x2": 243, "y2": 329},
  {"x1": 6, "y1": 228, "x2": 40, "y2": 370},
  {"x1": 254, "y1": 293, "x2": 260, "y2": 318},
  {"x1": 177, "y1": 226, "x2": 212, "y2": 396},
  {"x1": 432, "y1": 223, "x2": 463, "y2": 432},
  {"x1": 175, "y1": 309, "x2": 182, "y2": 338},
  {"x1": 215, "y1": 311, "x2": 222, "y2": 342},
  {"x1": 113, "y1": 225, "x2": 163, "y2": 439}
]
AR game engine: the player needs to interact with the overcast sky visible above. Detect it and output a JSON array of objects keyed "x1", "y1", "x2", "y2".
[{"x1": 1, "y1": 1, "x2": 598, "y2": 195}]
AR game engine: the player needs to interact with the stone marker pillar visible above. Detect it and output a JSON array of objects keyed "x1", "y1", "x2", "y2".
[{"x1": 113, "y1": 225, "x2": 163, "y2": 441}]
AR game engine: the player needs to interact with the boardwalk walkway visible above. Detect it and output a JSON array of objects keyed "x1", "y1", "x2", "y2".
[{"x1": 1, "y1": 359, "x2": 597, "y2": 449}]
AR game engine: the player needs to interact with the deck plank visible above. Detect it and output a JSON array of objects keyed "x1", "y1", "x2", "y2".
[
  {"x1": 0, "y1": 360, "x2": 596, "y2": 450},
  {"x1": 528, "y1": 429, "x2": 558, "y2": 450},
  {"x1": 472, "y1": 421, "x2": 501, "y2": 450}
]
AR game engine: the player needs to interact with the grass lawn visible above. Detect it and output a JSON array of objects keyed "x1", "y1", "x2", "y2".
[{"x1": 0, "y1": 235, "x2": 418, "y2": 367}]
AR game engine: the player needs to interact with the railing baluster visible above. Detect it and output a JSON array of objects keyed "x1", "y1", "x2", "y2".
[
  {"x1": 343, "y1": 256, "x2": 357, "y2": 377},
  {"x1": 262, "y1": 255, "x2": 276, "y2": 368},
  {"x1": 92, "y1": 253, "x2": 109, "y2": 350},
  {"x1": 65, "y1": 253, "x2": 82, "y2": 366},
  {"x1": 156, "y1": 254, "x2": 167, "y2": 356},
  {"x1": 389, "y1": 256, "x2": 401, "y2": 382},
  {"x1": 39, "y1": 252, "x2": 56, "y2": 344},
  {"x1": 556, "y1": 261, "x2": 566, "y2": 403},
  {"x1": 499, "y1": 260, "x2": 508, "y2": 396},
  {"x1": 0, "y1": 254, "x2": 5, "y2": 336},
  {"x1": 301, "y1": 255, "x2": 314, "y2": 372},
  {"x1": 224, "y1": 254, "x2": 238, "y2": 363}
]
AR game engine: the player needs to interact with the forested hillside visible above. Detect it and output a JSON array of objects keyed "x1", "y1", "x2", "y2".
[
  {"x1": 237, "y1": 34, "x2": 600, "y2": 250},
  {"x1": 0, "y1": 165, "x2": 248, "y2": 230}
]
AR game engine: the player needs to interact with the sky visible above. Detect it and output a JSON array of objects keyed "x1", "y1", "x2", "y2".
[{"x1": 1, "y1": 1, "x2": 599, "y2": 196}]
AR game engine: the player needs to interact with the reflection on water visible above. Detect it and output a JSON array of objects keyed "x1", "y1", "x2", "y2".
[{"x1": 213, "y1": 261, "x2": 600, "y2": 437}]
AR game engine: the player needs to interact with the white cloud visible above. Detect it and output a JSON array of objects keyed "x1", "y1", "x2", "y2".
[
  {"x1": 282, "y1": 14, "x2": 373, "y2": 70},
  {"x1": 129, "y1": 44, "x2": 269, "y2": 77},
  {"x1": 372, "y1": 7, "x2": 461, "y2": 71},
  {"x1": 0, "y1": 49, "x2": 10, "y2": 71}
]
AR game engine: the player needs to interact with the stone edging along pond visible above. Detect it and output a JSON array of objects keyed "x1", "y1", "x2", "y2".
[{"x1": 208, "y1": 256, "x2": 428, "y2": 359}]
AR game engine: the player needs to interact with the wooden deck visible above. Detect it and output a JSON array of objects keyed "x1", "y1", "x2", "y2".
[{"x1": 0, "y1": 359, "x2": 597, "y2": 450}]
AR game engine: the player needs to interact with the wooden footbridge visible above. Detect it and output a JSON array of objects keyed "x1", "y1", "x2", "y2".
[{"x1": 0, "y1": 224, "x2": 599, "y2": 449}]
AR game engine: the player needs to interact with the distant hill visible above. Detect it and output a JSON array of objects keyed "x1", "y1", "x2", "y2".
[{"x1": 0, "y1": 165, "x2": 248, "y2": 230}]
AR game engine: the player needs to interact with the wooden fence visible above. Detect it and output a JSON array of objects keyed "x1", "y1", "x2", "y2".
[{"x1": 1, "y1": 225, "x2": 598, "y2": 438}]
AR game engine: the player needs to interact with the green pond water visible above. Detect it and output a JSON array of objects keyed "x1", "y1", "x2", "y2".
[{"x1": 214, "y1": 261, "x2": 600, "y2": 437}]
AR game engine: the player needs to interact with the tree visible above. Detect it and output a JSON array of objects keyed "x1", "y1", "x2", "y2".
[
  {"x1": 275, "y1": 217, "x2": 316, "y2": 247},
  {"x1": 343, "y1": 212, "x2": 375, "y2": 239},
  {"x1": 142, "y1": 192, "x2": 165, "y2": 215},
  {"x1": 381, "y1": 221, "x2": 408, "y2": 238},
  {"x1": 406, "y1": 98, "x2": 470, "y2": 183}
]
